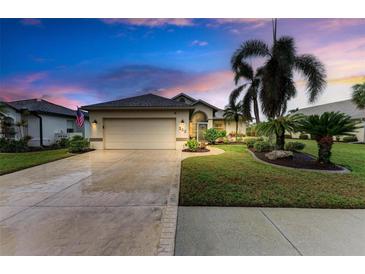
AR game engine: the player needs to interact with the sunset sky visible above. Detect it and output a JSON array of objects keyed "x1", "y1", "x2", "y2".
[{"x1": 0, "y1": 18, "x2": 364, "y2": 112}]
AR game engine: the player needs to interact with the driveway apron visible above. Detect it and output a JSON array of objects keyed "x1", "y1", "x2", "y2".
[{"x1": 0, "y1": 150, "x2": 180, "y2": 255}]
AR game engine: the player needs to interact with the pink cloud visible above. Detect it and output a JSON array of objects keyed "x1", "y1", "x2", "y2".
[
  {"x1": 20, "y1": 19, "x2": 42, "y2": 26},
  {"x1": 314, "y1": 19, "x2": 365, "y2": 31},
  {"x1": 213, "y1": 18, "x2": 270, "y2": 29},
  {"x1": 100, "y1": 18, "x2": 195, "y2": 27},
  {"x1": 0, "y1": 72, "x2": 88, "y2": 109}
]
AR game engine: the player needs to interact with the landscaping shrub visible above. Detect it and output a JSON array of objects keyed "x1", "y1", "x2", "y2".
[
  {"x1": 244, "y1": 138, "x2": 258, "y2": 148},
  {"x1": 254, "y1": 141, "x2": 273, "y2": 152},
  {"x1": 335, "y1": 136, "x2": 341, "y2": 142},
  {"x1": 218, "y1": 130, "x2": 227, "y2": 138},
  {"x1": 285, "y1": 134, "x2": 292, "y2": 139},
  {"x1": 204, "y1": 128, "x2": 222, "y2": 144},
  {"x1": 342, "y1": 136, "x2": 358, "y2": 143},
  {"x1": 284, "y1": 141, "x2": 306, "y2": 151},
  {"x1": 186, "y1": 138, "x2": 199, "y2": 152},
  {"x1": 299, "y1": 133, "x2": 309, "y2": 139},
  {"x1": 0, "y1": 136, "x2": 31, "y2": 153},
  {"x1": 223, "y1": 137, "x2": 229, "y2": 144},
  {"x1": 68, "y1": 135, "x2": 90, "y2": 153},
  {"x1": 56, "y1": 137, "x2": 70, "y2": 148}
]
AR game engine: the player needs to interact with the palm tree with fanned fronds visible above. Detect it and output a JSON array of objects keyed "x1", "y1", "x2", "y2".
[
  {"x1": 223, "y1": 88, "x2": 245, "y2": 140},
  {"x1": 230, "y1": 60, "x2": 262, "y2": 123},
  {"x1": 231, "y1": 19, "x2": 326, "y2": 149},
  {"x1": 298, "y1": 112, "x2": 360, "y2": 164},
  {"x1": 352, "y1": 81, "x2": 365, "y2": 115},
  {"x1": 256, "y1": 113, "x2": 304, "y2": 149}
]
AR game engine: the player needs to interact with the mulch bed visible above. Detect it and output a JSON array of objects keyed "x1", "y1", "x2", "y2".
[
  {"x1": 250, "y1": 148, "x2": 344, "y2": 171},
  {"x1": 183, "y1": 148, "x2": 210, "y2": 153}
]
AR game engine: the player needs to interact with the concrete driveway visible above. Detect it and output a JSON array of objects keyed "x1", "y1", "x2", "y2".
[
  {"x1": 0, "y1": 150, "x2": 180, "y2": 255},
  {"x1": 175, "y1": 207, "x2": 365, "y2": 256}
]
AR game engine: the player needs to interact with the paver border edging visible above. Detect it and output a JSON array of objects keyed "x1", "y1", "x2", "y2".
[
  {"x1": 248, "y1": 149, "x2": 350, "y2": 174},
  {"x1": 157, "y1": 150, "x2": 182, "y2": 256}
]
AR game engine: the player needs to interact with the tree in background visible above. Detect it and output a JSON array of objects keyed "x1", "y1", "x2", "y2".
[
  {"x1": 224, "y1": 88, "x2": 245, "y2": 140},
  {"x1": 352, "y1": 81, "x2": 365, "y2": 115}
]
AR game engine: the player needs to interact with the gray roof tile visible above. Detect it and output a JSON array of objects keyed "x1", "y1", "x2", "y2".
[{"x1": 82, "y1": 93, "x2": 193, "y2": 109}]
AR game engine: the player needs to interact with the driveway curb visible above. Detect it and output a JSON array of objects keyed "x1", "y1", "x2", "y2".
[{"x1": 157, "y1": 150, "x2": 181, "y2": 256}]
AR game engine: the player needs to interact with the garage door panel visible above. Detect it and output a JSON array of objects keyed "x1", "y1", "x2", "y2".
[{"x1": 104, "y1": 119, "x2": 176, "y2": 149}]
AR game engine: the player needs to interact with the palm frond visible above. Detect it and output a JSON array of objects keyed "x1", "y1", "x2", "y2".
[{"x1": 294, "y1": 54, "x2": 326, "y2": 102}]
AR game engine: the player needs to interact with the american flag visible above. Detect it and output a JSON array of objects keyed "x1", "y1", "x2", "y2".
[{"x1": 75, "y1": 107, "x2": 85, "y2": 127}]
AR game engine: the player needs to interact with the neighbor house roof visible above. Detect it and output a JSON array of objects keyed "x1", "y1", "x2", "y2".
[
  {"x1": 295, "y1": 99, "x2": 364, "y2": 120},
  {"x1": 5, "y1": 99, "x2": 87, "y2": 118},
  {"x1": 82, "y1": 93, "x2": 194, "y2": 110}
]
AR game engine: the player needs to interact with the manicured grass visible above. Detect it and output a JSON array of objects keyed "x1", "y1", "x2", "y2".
[
  {"x1": 0, "y1": 149, "x2": 72, "y2": 175},
  {"x1": 180, "y1": 141, "x2": 365, "y2": 208}
]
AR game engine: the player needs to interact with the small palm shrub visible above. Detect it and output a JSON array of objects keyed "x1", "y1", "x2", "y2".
[
  {"x1": 299, "y1": 133, "x2": 309, "y2": 140},
  {"x1": 68, "y1": 135, "x2": 90, "y2": 153},
  {"x1": 186, "y1": 138, "x2": 199, "y2": 152},
  {"x1": 256, "y1": 114, "x2": 303, "y2": 150},
  {"x1": 254, "y1": 140, "x2": 273, "y2": 152},
  {"x1": 342, "y1": 136, "x2": 358, "y2": 143},
  {"x1": 298, "y1": 112, "x2": 360, "y2": 164},
  {"x1": 285, "y1": 141, "x2": 305, "y2": 152}
]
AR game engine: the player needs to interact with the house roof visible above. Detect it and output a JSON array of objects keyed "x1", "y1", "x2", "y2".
[
  {"x1": 295, "y1": 99, "x2": 364, "y2": 120},
  {"x1": 82, "y1": 93, "x2": 194, "y2": 110},
  {"x1": 5, "y1": 99, "x2": 87, "y2": 118},
  {"x1": 171, "y1": 92, "x2": 221, "y2": 111}
]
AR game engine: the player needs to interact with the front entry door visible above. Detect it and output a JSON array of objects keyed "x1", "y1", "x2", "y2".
[{"x1": 197, "y1": 122, "x2": 208, "y2": 142}]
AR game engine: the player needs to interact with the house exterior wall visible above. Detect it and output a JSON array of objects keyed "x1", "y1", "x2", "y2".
[
  {"x1": 291, "y1": 121, "x2": 364, "y2": 142},
  {"x1": 88, "y1": 109, "x2": 190, "y2": 150},
  {"x1": 214, "y1": 119, "x2": 247, "y2": 135}
]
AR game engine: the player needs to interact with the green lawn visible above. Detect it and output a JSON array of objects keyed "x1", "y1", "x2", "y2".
[
  {"x1": 0, "y1": 149, "x2": 72, "y2": 175},
  {"x1": 180, "y1": 140, "x2": 365, "y2": 208}
]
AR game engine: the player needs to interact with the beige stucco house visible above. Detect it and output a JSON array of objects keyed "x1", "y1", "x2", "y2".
[
  {"x1": 293, "y1": 99, "x2": 365, "y2": 142},
  {"x1": 82, "y1": 93, "x2": 247, "y2": 150}
]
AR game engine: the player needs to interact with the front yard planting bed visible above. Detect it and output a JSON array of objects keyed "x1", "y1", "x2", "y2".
[
  {"x1": 179, "y1": 141, "x2": 365, "y2": 208},
  {"x1": 0, "y1": 149, "x2": 73, "y2": 175},
  {"x1": 250, "y1": 149, "x2": 344, "y2": 171}
]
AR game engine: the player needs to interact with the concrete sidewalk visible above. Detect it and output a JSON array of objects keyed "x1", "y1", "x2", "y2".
[{"x1": 175, "y1": 207, "x2": 365, "y2": 256}]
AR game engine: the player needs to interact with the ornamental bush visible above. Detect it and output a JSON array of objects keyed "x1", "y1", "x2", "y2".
[
  {"x1": 342, "y1": 136, "x2": 358, "y2": 143},
  {"x1": 284, "y1": 141, "x2": 306, "y2": 152},
  {"x1": 299, "y1": 133, "x2": 309, "y2": 139},
  {"x1": 186, "y1": 138, "x2": 199, "y2": 152},
  {"x1": 254, "y1": 141, "x2": 273, "y2": 152},
  {"x1": 0, "y1": 136, "x2": 31, "y2": 153},
  {"x1": 68, "y1": 135, "x2": 90, "y2": 153},
  {"x1": 204, "y1": 128, "x2": 226, "y2": 144}
]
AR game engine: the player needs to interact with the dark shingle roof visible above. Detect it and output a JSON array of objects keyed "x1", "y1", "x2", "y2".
[
  {"x1": 82, "y1": 93, "x2": 194, "y2": 110},
  {"x1": 6, "y1": 99, "x2": 86, "y2": 118}
]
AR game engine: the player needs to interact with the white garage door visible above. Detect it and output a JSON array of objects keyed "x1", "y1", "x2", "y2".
[{"x1": 104, "y1": 118, "x2": 176, "y2": 149}]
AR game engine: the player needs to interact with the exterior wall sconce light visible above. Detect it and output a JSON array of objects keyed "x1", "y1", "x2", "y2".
[
  {"x1": 179, "y1": 119, "x2": 185, "y2": 132},
  {"x1": 92, "y1": 119, "x2": 98, "y2": 125}
]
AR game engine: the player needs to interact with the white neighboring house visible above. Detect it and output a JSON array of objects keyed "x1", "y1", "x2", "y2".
[
  {"x1": 0, "y1": 99, "x2": 90, "y2": 146},
  {"x1": 294, "y1": 99, "x2": 365, "y2": 142}
]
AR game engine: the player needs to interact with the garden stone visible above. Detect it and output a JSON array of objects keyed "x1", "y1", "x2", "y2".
[{"x1": 265, "y1": 150, "x2": 293, "y2": 160}]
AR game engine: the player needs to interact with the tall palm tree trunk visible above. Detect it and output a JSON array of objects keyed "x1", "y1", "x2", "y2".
[
  {"x1": 235, "y1": 118, "x2": 239, "y2": 141},
  {"x1": 253, "y1": 97, "x2": 260, "y2": 123}
]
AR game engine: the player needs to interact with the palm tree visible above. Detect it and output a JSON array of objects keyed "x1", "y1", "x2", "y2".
[
  {"x1": 352, "y1": 81, "x2": 365, "y2": 114},
  {"x1": 231, "y1": 19, "x2": 326, "y2": 149},
  {"x1": 299, "y1": 112, "x2": 360, "y2": 164},
  {"x1": 230, "y1": 60, "x2": 262, "y2": 123},
  {"x1": 256, "y1": 113, "x2": 303, "y2": 149},
  {"x1": 223, "y1": 88, "x2": 245, "y2": 140}
]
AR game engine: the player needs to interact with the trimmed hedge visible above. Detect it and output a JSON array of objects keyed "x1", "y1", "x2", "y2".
[
  {"x1": 254, "y1": 141, "x2": 273, "y2": 152},
  {"x1": 285, "y1": 141, "x2": 306, "y2": 151}
]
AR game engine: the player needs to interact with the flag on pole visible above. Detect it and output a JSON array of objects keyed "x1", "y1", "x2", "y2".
[{"x1": 75, "y1": 107, "x2": 85, "y2": 127}]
